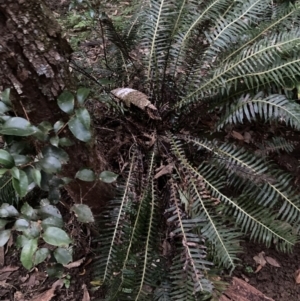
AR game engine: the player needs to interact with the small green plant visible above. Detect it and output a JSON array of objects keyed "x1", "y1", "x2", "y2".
[
  {"x1": 245, "y1": 266, "x2": 254, "y2": 274},
  {"x1": 0, "y1": 88, "x2": 114, "y2": 271}
]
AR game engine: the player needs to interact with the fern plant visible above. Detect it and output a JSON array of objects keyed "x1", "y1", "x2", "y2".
[{"x1": 90, "y1": 0, "x2": 300, "y2": 300}]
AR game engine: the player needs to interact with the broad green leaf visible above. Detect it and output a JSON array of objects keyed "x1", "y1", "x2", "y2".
[
  {"x1": 0, "y1": 149, "x2": 14, "y2": 168},
  {"x1": 14, "y1": 218, "x2": 29, "y2": 231},
  {"x1": 0, "y1": 88, "x2": 11, "y2": 105},
  {"x1": 42, "y1": 227, "x2": 72, "y2": 247},
  {"x1": 0, "y1": 203, "x2": 19, "y2": 218},
  {"x1": 42, "y1": 145, "x2": 69, "y2": 164},
  {"x1": 76, "y1": 108, "x2": 90, "y2": 130},
  {"x1": 39, "y1": 156, "x2": 61, "y2": 174},
  {"x1": 0, "y1": 102, "x2": 10, "y2": 114},
  {"x1": 34, "y1": 248, "x2": 50, "y2": 265},
  {"x1": 12, "y1": 170, "x2": 28, "y2": 197},
  {"x1": 77, "y1": 87, "x2": 90, "y2": 105},
  {"x1": 68, "y1": 115, "x2": 91, "y2": 142},
  {"x1": 21, "y1": 238, "x2": 38, "y2": 270},
  {"x1": 46, "y1": 264, "x2": 64, "y2": 278},
  {"x1": 0, "y1": 168, "x2": 8, "y2": 176},
  {"x1": 53, "y1": 120, "x2": 65, "y2": 133},
  {"x1": 12, "y1": 154, "x2": 30, "y2": 166},
  {"x1": 38, "y1": 121, "x2": 52, "y2": 132},
  {"x1": 57, "y1": 91, "x2": 74, "y2": 114},
  {"x1": 10, "y1": 167, "x2": 20, "y2": 179},
  {"x1": 75, "y1": 169, "x2": 95, "y2": 182},
  {"x1": 32, "y1": 169, "x2": 41, "y2": 187},
  {"x1": 0, "y1": 117, "x2": 37, "y2": 136},
  {"x1": 59, "y1": 137, "x2": 74, "y2": 147},
  {"x1": 0, "y1": 218, "x2": 9, "y2": 228},
  {"x1": 39, "y1": 204, "x2": 62, "y2": 219},
  {"x1": 71, "y1": 204, "x2": 94, "y2": 223},
  {"x1": 99, "y1": 171, "x2": 118, "y2": 183},
  {"x1": 42, "y1": 216, "x2": 64, "y2": 229},
  {"x1": 0, "y1": 230, "x2": 11, "y2": 247},
  {"x1": 50, "y1": 136, "x2": 59, "y2": 147},
  {"x1": 53, "y1": 247, "x2": 72, "y2": 265},
  {"x1": 23, "y1": 221, "x2": 41, "y2": 239},
  {"x1": 61, "y1": 177, "x2": 72, "y2": 185},
  {"x1": 16, "y1": 235, "x2": 27, "y2": 249},
  {"x1": 21, "y1": 202, "x2": 37, "y2": 219}
]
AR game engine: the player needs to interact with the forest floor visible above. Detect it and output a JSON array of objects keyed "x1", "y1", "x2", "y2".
[{"x1": 1, "y1": 1, "x2": 300, "y2": 300}]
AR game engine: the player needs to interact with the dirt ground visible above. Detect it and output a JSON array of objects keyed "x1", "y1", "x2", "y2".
[{"x1": 231, "y1": 241, "x2": 300, "y2": 301}]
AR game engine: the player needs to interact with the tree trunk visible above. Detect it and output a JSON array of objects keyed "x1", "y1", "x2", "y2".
[{"x1": 0, "y1": 0, "x2": 113, "y2": 213}]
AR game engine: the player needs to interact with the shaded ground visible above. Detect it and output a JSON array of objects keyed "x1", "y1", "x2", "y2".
[{"x1": 232, "y1": 241, "x2": 300, "y2": 301}]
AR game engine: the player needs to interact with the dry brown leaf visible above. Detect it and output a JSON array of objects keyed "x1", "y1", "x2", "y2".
[
  {"x1": 111, "y1": 88, "x2": 159, "y2": 120},
  {"x1": 253, "y1": 251, "x2": 266, "y2": 270},
  {"x1": 82, "y1": 284, "x2": 90, "y2": 301},
  {"x1": 241, "y1": 274, "x2": 249, "y2": 282},
  {"x1": 154, "y1": 164, "x2": 174, "y2": 179},
  {"x1": 244, "y1": 131, "x2": 252, "y2": 143},
  {"x1": 0, "y1": 265, "x2": 19, "y2": 274},
  {"x1": 265, "y1": 256, "x2": 280, "y2": 267},
  {"x1": 14, "y1": 291, "x2": 26, "y2": 301},
  {"x1": 31, "y1": 279, "x2": 63, "y2": 301},
  {"x1": 255, "y1": 264, "x2": 263, "y2": 273},
  {"x1": 294, "y1": 269, "x2": 300, "y2": 284},
  {"x1": 64, "y1": 257, "x2": 85, "y2": 269},
  {"x1": 231, "y1": 130, "x2": 244, "y2": 140}
]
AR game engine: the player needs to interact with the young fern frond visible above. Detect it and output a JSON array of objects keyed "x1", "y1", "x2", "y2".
[{"x1": 216, "y1": 93, "x2": 300, "y2": 130}]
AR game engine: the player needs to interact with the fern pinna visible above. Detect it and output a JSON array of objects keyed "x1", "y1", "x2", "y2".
[{"x1": 92, "y1": 0, "x2": 300, "y2": 300}]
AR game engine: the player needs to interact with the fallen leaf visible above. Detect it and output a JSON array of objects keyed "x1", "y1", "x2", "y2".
[
  {"x1": 253, "y1": 251, "x2": 266, "y2": 267},
  {"x1": 64, "y1": 257, "x2": 85, "y2": 269},
  {"x1": 154, "y1": 164, "x2": 174, "y2": 179},
  {"x1": 14, "y1": 291, "x2": 26, "y2": 301},
  {"x1": 295, "y1": 269, "x2": 300, "y2": 284},
  {"x1": 0, "y1": 265, "x2": 19, "y2": 274},
  {"x1": 265, "y1": 256, "x2": 280, "y2": 267},
  {"x1": 244, "y1": 131, "x2": 252, "y2": 143},
  {"x1": 254, "y1": 264, "x2": 263, "y2": 273},
  {"x1": 82, "y1": 284, "x2": 90, "y2": 301},
  {"x1": 241, "y1": 274, "x2": 249, "y2": 282},
  {"x1": 31, "y1": 279, "x2": 63, "y2": 301},
  {"x1": 231, "y1": 130, "x2": 244, "y2": 140}
]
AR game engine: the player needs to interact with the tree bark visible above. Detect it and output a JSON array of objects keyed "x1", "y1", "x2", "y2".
[{"x1": 0, "y1": 0, "x2": 113, "y2": 213}]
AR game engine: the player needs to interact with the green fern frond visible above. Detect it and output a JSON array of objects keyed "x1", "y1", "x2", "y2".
[
  {"x1": 0, "y1": 175, "x2": 18, "y2": 205},
  {"x1": 220, "y1": 2, "x2": 299, "y2": 64},
  {"x1": 255, "y1": 136, "x2": 296, "y2": 155},
  {"x1": 93, "y1": 147, "x2": 139, "y2": 286},
  {"x1": 168, "y1": 180, "x2": 214, "y2": 299},
  {"x1": 216, "y1": 93, "x2": 300, "y2": 130},
  {"x1": 203, "y1": 0, "x2": 271, "y2": 61},
  {"x1": 176, "y1": 14, "x2": 300, "y2": 109},
  {"x1": 170, "y1": 137, "x2": 242, "y2": 270},
  {"x1": 154, "y1": 281, "x2": 171, "y2": 301},
  {"x1": 176, "y1": 136, "x2": 297, "y2": 251}
]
